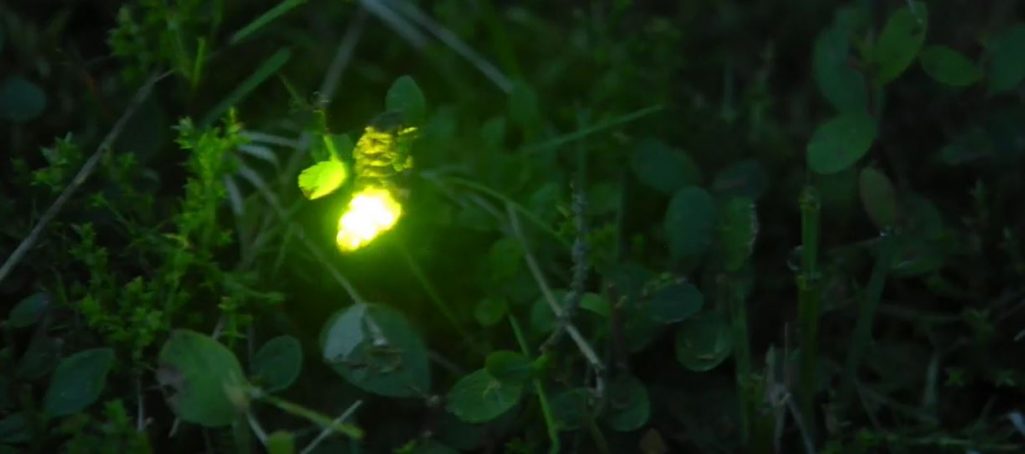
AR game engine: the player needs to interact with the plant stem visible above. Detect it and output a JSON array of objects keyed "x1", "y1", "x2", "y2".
[
  {"x1": 845, "y1": 231, "x2": 897, "y2": 386},
  {"x1": 796, "y1": 185, "x2": 821, "y2": 438},
  {"x1": 509, "y1": 314, "x2": 561, "y2": 454},
  {"x1": 253, "y1": 390, "x2": 364, "y2": 440},
  {"x1": 725, "y1": 274, "x2": 753, "y2": 442},
  {"x1": 397, "y1": 241, "x2": 478, "y2": 352}
]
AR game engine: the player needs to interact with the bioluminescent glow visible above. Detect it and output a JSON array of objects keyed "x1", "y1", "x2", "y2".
[{"x1": 336, "y1": 186, "x2": 403, "y2": 251}]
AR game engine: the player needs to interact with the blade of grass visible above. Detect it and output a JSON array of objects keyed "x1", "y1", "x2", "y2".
[
  {"x1": 201, "y1": 48, "x2": 292, "y2": 127},
  {"x1": 522, "y1": 105, "x2": 663, "y2": 154},
  {"x1": 230, "y1": 0, "x2": 308, "y2": 45},
  {"x1": 396, "y1": 241, "x2": 479, "y2": 353}
]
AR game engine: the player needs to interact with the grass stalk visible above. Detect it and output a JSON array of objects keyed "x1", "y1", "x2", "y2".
[{"x1": 796, "y1": 185, "x2": 821, "y2": 438}]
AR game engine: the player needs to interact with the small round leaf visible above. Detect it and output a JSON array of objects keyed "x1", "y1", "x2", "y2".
[
  {"x1": 859, "y1": 167, "x2": 899, "y2": 228},
  {"x1": 6, "y1": 293, "x2": 48, "y2": 328},
  {"x1": 987, "y1": 24, "x2": 1025, "y2": 94},
  {"x1": 603, "y1": 375, "x2": 650, "y2": 432},
  {"x1": 632, "y1": 139, "x2": 701, "y2": 194},
  {"x1": 321, "y1": 304, "x2": 431, "y2": 398},
  {"x1": 664, "y1": 186, "x2": 717, "y2": 261},
  {"x1": 717, "y1": 197, "x2": 759, "y2": 271},
  {"x1": 0, "y1": 76, "x2": 46, "y2": 123},
  {"x1": 158, "y1": 330, "x2": 248, "y2": 427},
  {"x1": 251, "y1": 336, "x2": 303, "y2": 393},
  {"x1": 872, "y1": 2, "x2": 928, "y2": 85},
  {"x1": 806, "y1": 113, "x2": 877, "y2": 175},
  {"x1": 920, "y1": 46, "x2": 981, "y2": 87},
  {"x1": 446, "y1": 369, "x2": 523, "y2": 423},
  {"x1": 675, "y1": 311, "x2": 733, "y2": 372},
  {"x1": 386, "y1": 75, "x2": 426, "y2": 125},
  {"x1": 648, "y1": 282, "x2": 704, "y2": 324},
  {"x1": 484, "y1": 351, "x2": 532, "y2": 384}
]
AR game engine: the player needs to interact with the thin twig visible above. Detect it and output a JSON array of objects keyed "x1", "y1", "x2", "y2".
[
  {"x1": 247, "y1": 412, "x2": 269, "y2": 446},
  {"x1": 299, "y1": 400, "x2": 364, "y2": 454},
  {"x1": 506, "y1": 203, "x2": 605, "y2": 391},
  {"x1": 0, "y1": 72, "x2": 166, "y2": 285}
]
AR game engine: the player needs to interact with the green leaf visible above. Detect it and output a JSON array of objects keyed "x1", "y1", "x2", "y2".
[
  {"x1": 872, "y1": 2, "x2": 928, "y2": 85},
  {"x1": 580, "y1": 293, "x2": 610, "y2": 318},
  {"x1": 43, "y1": 348, "x2": 114, "y2": 417},
  {"x1": 16, "y1": 336, "x2": 61, "y2": 380},
  {"x1": 987, "y1": 24, "x2": 1025, "y2": 94},
  {"x1": 7, "y1": 293, "x2": 48, "y2": 328},
  {"x1": 550, "y1": 388, "x2": 590, "y2": 431},
  {"x1": 859, "y1": 167, "x2": 899, "y2": 229},
  {"x1": 603, "y1": 375, "x2": 650, "y2": 432},
  {"x1": 446, "y1": 369, "x2": 523, "y2": 423},
  {"x1": 386, "y1": 75, "x2": 427, "y2": 125},
  {"x1": 484, "y1": 351, "x2": 532, "y2": 384},
  {"x1": 484, "y1": 238, "x2": 523, "y2": 287},
  {"x1": 919, "y1": 46, "x2": 981, "y2": 87},
  {"x1": 813, "y1": 26, "x2": 868, "y2": 112},
  {"x1": 297, "y1": 159, "x2": 348, "y2": 200},
  {"x1": 631, "y1": 138, "x2": 701, "y2": 194},
  {"x1": 321, "y1": 304, "x2": 431, "y2": 398},
  {"x1": 266, "y1": 431, "x2": 296, "y2": 454},
  {"x1": 664, "y1": 186, "x2": 717, "y2": 261},
  {"x1": 251, "y1": 336, "x2": 303, "y2": 393},
  {"x1": 674, "y1": 311, "x2": 733, "y2": 372},
  {"x1": 473, "y1": 298, "x2": 507, "y2": 327},
  {"x1": 648, "y1": 282, "x2": 704, "y2": 324},
  {"x1": 717, "y1": 197, "x2": 759, "y2": 271},
  {"x1": 158, "y1": 330, "x2": 248, "y2": 427},
  {"x1": 0, "y1": 76, "x2": 46, "y2": 123},
  {"x1": 806, "y1": 113, "x2": 877, "y2": 174}
]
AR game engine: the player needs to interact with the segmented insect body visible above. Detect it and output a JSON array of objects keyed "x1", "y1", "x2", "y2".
[{"x1": 352, "y1": 111, "x2": 417, "y2": 192}]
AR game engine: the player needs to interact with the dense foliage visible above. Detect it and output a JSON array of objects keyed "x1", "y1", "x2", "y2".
[{"x1": 2, "y1": 1, "x2": 1025, "y2": 453}]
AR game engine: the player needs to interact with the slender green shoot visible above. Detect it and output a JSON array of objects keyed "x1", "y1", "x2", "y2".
[
  {"x1": 230, "y1": 0, "x2": 308, "y2": 45},
  {"x1": 201, "y1": 48, "x2": 292, "y2": 126},
  {"x1": 509, "y1": 314, "x2": 561, "y2": 454},
  {"x1": 845, "y1": 230, "x2": 897, "y2": 384},
  {"x1": 397, "y1": 241, "x2": 479, "y2": 352},
  {"x1": 796, "y1": 185, "x2": 821, "y2": 435},
  {"x1": 521, "y1": 105, "x2": 663, "y2": 154}
]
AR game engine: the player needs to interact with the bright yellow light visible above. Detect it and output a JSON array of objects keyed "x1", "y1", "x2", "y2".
[{"x1": 336, "y1": 187, "x2": 403, "y2": 251}]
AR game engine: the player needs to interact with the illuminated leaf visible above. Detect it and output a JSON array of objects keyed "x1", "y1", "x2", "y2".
[
  {"x1": 920, "y1": 46, "x2": 981, "y2": 87},
  {"x1": 158, "y1": 330, "x2": 248, "y2": 427},
  {"x1": 806, "y1": 113, "x2": 877, "y2": 175},
  {"x1": 872, "y1": 2, "x2": 928, "y2": 85},
  {"x1": 297, "y1": 159, "x2": 347, "y2": 200},
  {"x1": 446, "y1": 369, "x2": 523, "y2": 423},
  {"x1": 859, "y1": 167, "x2": 899, "y2": 228},
  {"x1": 987, "y1": 24, "x2": 1025, "y2": 93},
  {"x1": 386, "y1": 75, "x2": 426, "y2": 125},
  {"x1": 43, "y1": 348, "x2": 115, "y2": 417}
]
